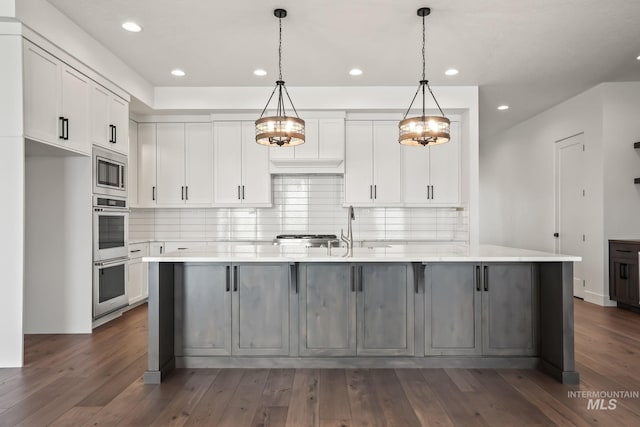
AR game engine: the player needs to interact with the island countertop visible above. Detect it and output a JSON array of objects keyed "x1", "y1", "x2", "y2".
[{"x1": 142, "y1": 243, "x2": 581, "y2": 263}]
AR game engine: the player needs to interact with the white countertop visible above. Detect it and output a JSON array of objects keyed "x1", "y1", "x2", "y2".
[{"x1": 142, "y1": 244, "x2": 581, "y2": 263}]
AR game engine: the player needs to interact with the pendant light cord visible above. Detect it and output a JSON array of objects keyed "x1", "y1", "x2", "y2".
[
  {"x1": 422, "y1": 14, "x2": 426, "y2": 82},
  {"x1": 402, "y1": 11, "x2": 446, "y2": 120},
  {"x1": 278, "y1": 16, "x2": 283, "y2": 81},
  {"x1": 258, "y1": 10, "x2": 301, "y2": 120}
]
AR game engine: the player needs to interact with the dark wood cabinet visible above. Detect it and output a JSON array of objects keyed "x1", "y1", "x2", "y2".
[{"x1": 609, "y1": 240, "x2": 640, "y2": 309}]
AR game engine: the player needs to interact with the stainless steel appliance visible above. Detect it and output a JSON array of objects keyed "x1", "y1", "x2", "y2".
[
  {"x1": 93, "y1": 196, "x2": 129, "y2": 261},
  {"x1": 93, "y1": 146, "x2": 127, "y2": 198},
  {"x1": 93, "y1": 195, "x2": 129, "y2": 318},
  {"x1": 93, "y1": 256, "x2": 129, "y2": 318},
  {"x1": 273, "y1": 234, "x2": 339, "y2": 247}
]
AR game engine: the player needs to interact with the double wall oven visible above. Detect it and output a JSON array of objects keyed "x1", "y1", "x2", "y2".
[{"x1": 93, "y1": 146, "x2": 129, "y2": 318}]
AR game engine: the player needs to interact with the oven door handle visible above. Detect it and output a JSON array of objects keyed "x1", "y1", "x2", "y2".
[{"x1": 94, "y1": 257, "x2": 129, "y2": 267}]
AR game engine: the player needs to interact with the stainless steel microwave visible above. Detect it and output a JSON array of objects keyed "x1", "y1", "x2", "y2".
[{"x1": 93, "y1": 146, "x2": 127, "y2": 198}]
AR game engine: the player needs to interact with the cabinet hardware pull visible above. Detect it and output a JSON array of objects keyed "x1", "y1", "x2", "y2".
[
  {"x1": 358, "y1": 266, "x2": 364, "y2": 292},
  {"x1": 290, "y1": 264, "x2": 298, "y2": 294},
  {"x1": 427, "y1": 185, "x2": 430, "y2": 199},
  {"x1": 616, "y1": 249, "x2": 632, "y2": 253},
  {"x1": 226, "y1": 266, "x2": 230, "y2": 292},
  {"x1": 237, "y1": 186, "x2": 241, "y2": 200},
  {"x1": 59, "y1": 117, "x2": 65, "y2": 139},
  {"x1": 369, "y1": 185, "x2": 373, "y2": 199},
  {"x1": 152, "y1": 186, "x2": 156, "y2": 201},
  {"x1": 620, "y1": 263, "x2": 628, "y2": 280},
  {"x1": 159, "y1": 246, "x2": 163, "y2": 254},
  {"x1": 483, "y1": 265, "x2": 489, "y2": 291},
  {"x1": 177, "y1": 248, "x2": 187, "y2": 250},
  {"x1": 476, "y1": 265, "x2": 481, "y2": 291},
  {"x1": 108, "y1": 125, "x2": 114, "y2": 143},
  {"x1": 233, "y1": 265, "x2": 238, "y2": 291},
  {"x1": 130, "y1": 249, "x2": 141, "y2": 253},
  {"x1": 181, "y1": 186, "x2": 184, "y2": 200},
  {"x1": 374, "y1": 185, "x2": 377, "y2": 199},
  {"x1": 113, "y1": 125, "x2": 117, "y2": 143},
  {"x1": 431, "y1": 185, "x2": 434, "y2": 200},
  {"x1": 351, "y1": 266, "x2": 356, "y2": 292},
  {"x1": 242, "y1": 185, "x2": 245, "y2": 200},
  {"x1": 63, "y1": 118, "x2": 69, "y2": 140},
  {"x1": 414, "y1": 264, "x2": 420, "y2": 294},
  {"x1": 185, "y1": 186, "x2": 188, "y2": 200}
]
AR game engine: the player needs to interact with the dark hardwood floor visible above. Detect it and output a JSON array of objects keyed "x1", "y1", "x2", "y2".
[{"x1": 1, "y1": 299, "x2": 639, "y2": 426}]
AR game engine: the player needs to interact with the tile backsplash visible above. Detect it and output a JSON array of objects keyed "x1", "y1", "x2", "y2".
[{"x1": 130, "y1": 175, "x2": 469, "y2": 242}]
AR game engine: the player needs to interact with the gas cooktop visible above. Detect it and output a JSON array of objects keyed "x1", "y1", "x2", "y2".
[{"x1": 273, "y1": 234, "x2": 339, "y2": 247}]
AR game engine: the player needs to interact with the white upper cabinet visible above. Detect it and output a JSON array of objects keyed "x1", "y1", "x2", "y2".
[
  {"x1": 91, "y1": 84, "x2": 130, "y2": 155},
  {"x1": 156, "y1": 123, "x2": 186, "y2": 206},
  {"x1": 23, "y1": 41, "x2": 91, "y2": 155},
  {"x1": 213, "y1": 121, "x2": 271, "y2": 207},
  {"x1": 213, "y1": 121, "x2": 243, "y2": 205},
  {"x1": 140, "y1": 122, "x2": 214, "y2": 207},
  {"x1": 402, "y1": 121, "x2": 460, "y2": 206},
  {"x1": 269, "y1": 117, "x2": 345, "y2": 174},
  {"x1": 185, "y1": 123, "x2": 214, "y2": 206},
  {"x1": 345, "y1": 121, "x2": 402, "y2": 206},
  {"x1": 137, "y1": 123, "x2": 157, "y2": 207}
]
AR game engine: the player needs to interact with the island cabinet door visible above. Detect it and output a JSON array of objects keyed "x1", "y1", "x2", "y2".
[
  {"x1": 174, "y1": 263, "x2": 232, "y2": 356},
  {"x1": 481, "y1": 263, "x2": 539, "y2": 356},
  {"x1": 424, "y1": 263, "x2": 481, "y2": 356},
  {"x1": 298, "y1": 263, "x2": 357, "y2": 356},
  {"x1": 232, "y1": 264, "x2": 290, "y2": 356},
  {"x1": 356, "y1": 263, "x2": 415, "y2": 356}
]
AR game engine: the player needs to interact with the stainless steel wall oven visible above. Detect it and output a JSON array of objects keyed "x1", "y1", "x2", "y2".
[{"x1": 92, "y1": 194, "x2": 129, "y2": 318}]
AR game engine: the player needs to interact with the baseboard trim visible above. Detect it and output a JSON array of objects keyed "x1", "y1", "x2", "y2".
[
  {"x1": 176, "y1": 356, "x2": 539, "y2": 370},
  {"x1": 582, "y1": 290, "x2": 617, "y2": 307}
]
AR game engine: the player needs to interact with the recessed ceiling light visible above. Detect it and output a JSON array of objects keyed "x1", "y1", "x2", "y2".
[
  {"x1": 497, "y1": 105, "x2": 510, "y2": 111},
  {"x1": 349, "y1": 68, "x2": 363, "y2": 76},
  {"x1": 121, "y1": 22, "x2": 142, "y2": 32},
  {"x1": 171, "y1": 69, "x2": 186, "y2": 77},
  {"x1": 445, "y1": 68, "x2": 459, "y2": 76},
  {"x1": 637, "y1": 55, "x2": 640, "y2": 61},
  {"x1": 253, "y1": 69, "x2": 267, "y2": 76}
]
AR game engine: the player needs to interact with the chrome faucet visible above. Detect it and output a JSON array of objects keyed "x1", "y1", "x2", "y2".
[{"x1": 341, "y1": 205, "x2": 355, "y2": 257}]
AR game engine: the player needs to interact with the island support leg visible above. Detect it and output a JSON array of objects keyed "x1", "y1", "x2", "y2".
[
  {"x1": 539, "y1": 261, "x2": 580, "y2": 384},
  {"x1": 144, "y1": 262, "x2": 176, "y2": 384}
]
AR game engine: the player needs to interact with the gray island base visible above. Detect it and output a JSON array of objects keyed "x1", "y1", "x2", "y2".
[{"x1": 142, "y1": 245, "x2": 580, "y2": 385}]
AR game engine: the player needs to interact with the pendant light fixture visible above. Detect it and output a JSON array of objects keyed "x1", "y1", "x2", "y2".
[
  {"x1": 399, "y1": 7, "x2": 450, "y2": 146},
  {"x1": 255, "y1": 9, "x2": 305, "y2": 147}
]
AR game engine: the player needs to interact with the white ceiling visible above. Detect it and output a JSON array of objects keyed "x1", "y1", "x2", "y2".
[{"x1": 47, "y1": 0, "x2": 640, "y2": 137}]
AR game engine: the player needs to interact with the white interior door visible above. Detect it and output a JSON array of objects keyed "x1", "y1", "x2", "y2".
[{"x1": 556, "y1": 133, "x2": 585, "y2": 298}]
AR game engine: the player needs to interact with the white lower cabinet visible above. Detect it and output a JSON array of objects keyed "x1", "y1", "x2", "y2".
[
  {"x1": 164, "y1": 241, "x2": 208, "y2": 253},
  {"x1": 127, "y1": 243, "x2": 149, "y2": 305}
]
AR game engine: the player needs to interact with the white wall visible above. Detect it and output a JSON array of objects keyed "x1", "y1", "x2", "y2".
[
  {"x1": 481, "y1": 82, "x2": 640, "y2": 306},
  {"x1": 24, "y1": 151, "x2": 93, "y2": 333},
  {"x1": 0, "y1": 21, "x2": 24, "y2": 366},
  {"x1": 602, "y1": 83, "x2": 640, "y2": 240}
]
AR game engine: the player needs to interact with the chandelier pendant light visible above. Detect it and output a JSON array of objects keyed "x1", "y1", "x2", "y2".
[
  {"x1": 255, "y1": 9, "x2": 305, "y2": 147},
  {"x1": 399, "y1": 7, "x2": 450, "y2": 146}
]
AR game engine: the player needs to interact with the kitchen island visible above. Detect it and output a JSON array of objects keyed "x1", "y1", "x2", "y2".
[{"x1": 142, "y1": 244, "x2": 580, "y2": 384}]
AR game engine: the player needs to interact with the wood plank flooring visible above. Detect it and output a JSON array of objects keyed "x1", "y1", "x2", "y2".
[{"x1": 1, "y1": 299, "x2": 639, "y2": 426}]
